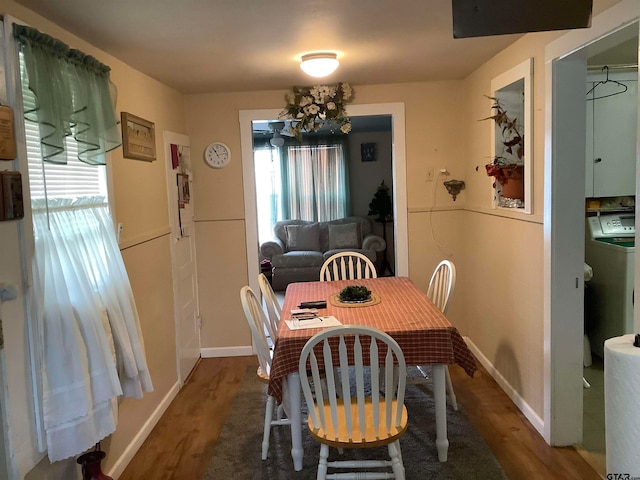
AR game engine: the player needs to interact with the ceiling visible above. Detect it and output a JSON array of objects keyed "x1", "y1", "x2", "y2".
[{"x1": 13, "y1": 0, "x2": 525, "y2": 94}]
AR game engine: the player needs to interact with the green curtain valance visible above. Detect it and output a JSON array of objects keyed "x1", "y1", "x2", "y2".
[{"x1": 14, "y1": 24, "x2": 122, "y2": 165}]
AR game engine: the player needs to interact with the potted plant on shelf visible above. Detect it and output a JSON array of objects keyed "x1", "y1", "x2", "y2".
[{"x1": 482, "y1": 95, "x2": 525, "y2": 201}]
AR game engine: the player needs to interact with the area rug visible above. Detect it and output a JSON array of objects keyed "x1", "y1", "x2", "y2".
[{"x1": 205, "y1": 367, "x2": 507, "y2": 479}]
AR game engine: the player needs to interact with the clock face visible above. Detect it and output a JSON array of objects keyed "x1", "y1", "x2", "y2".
[{"x1": 204, "y1": 142, "x2": 231, "y2": 168}]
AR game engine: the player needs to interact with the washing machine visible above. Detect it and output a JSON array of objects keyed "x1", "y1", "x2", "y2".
[{"x1": 585, "y1": 213, "x2": 635, "y2": 359}]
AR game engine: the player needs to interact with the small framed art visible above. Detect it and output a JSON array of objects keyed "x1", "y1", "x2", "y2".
[
  {"x1": 121, "y1": 112, "x2": 156, "y2": 161},
  {"x1": 177, "y1": 173, "x2": 190, "y2": 207},
  {"x1": 361, "y1": 143, "x2": 377, "y2": 162}
]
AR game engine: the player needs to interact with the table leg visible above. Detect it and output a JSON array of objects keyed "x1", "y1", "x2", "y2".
[
  {"x1": 432, "y1": 364, "x2": 449, "y2": 462},
  {"x1": 287, "y1": 372, "x2": 303, "y2": 471}
]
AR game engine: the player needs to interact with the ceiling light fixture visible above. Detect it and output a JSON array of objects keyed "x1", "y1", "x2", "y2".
[
  {"x1": 300, "y1": 52, "x2": 339, "y2": 78},
  {"x1": 270, "y1": 132, "x2": 285, "y2": 147}
]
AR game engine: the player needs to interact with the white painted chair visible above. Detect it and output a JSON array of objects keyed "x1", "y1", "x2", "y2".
[
  {"x1": 424, "y1": 260, "x2": 458, "y2": 410},
  {"x1": 319, "y1": 251, "x2": 377, "y2": 282},
  {"x1": 258, "y1": 273, "x2": 281, "y2": 347},
  {"x1": 299, "y1": 325, "x2": 408, "y2": 480},
  {"x1": 240, "y1": 286, "x2": 290, "y2": 460},
  {"x1": 427, "y1": 260, "x2": 456, "y2": 315}
]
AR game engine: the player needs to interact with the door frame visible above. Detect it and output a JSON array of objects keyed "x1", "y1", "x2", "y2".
[
  {"x1": 544, "y1": 0, "x2": 639, "y2": 445},
  {"x1": 163, "y1": 131, "x2": 201, "y2": 385},
  {"x1": 239, "y1": 103, "x2": 408, "y2": 297}
]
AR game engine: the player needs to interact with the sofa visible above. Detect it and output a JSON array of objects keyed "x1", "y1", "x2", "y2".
[{"x1": 260, "y1": 216, "x2": 386, "y2": 291}]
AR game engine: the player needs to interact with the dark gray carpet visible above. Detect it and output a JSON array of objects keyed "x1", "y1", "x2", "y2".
[{"x1": 205, "y1": 367, "x2": 508, "y2": 479}]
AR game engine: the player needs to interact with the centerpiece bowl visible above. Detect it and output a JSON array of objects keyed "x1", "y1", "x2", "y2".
[{"x1": 338, "y1": 285, "x2": 372, "y2": 304}]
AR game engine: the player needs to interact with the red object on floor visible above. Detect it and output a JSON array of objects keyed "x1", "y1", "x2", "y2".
[{"x1": 77, "y1": 450, "x2": 113, "y2": 480}]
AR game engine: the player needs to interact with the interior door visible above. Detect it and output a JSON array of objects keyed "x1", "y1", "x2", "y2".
[{"x1": 164, "y1": 131, "x2": 201, "y2": 384}]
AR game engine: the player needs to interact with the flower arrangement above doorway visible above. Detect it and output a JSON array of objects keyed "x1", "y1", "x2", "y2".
[{"x1": 280, "y1": 82, "x2": 353, "y2": 140}]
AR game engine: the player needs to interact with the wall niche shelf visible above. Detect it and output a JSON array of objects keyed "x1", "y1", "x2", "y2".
[{"x1": 488, "y1": 58, "x2": 533, "y2": 214}]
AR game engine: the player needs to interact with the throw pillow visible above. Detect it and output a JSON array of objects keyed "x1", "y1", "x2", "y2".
[
  {"x1": 328, "y1": 222, "x2": 361, "y2": 250},
  {"x1": 285, "y1": 223, "x2": 321, "y2": 252}
]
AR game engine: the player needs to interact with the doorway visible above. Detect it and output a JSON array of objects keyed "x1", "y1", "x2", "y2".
[
  {"x1": 250, "y1": 115, "x2": 395, "y2": 283},
  {"x1": 544, "y1": 0, "x2": 639, "y2": 461},
  {"x1": 239, "y1": 103, "x2": 409, "y2": 297},
  {"x1": 581, "y1": 25, "x2": 638, "y2": 473}
]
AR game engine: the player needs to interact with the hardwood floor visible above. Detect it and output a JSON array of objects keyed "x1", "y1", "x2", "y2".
[{"x1": 118, "y1": 357, "x2": 602, "y2": 480}]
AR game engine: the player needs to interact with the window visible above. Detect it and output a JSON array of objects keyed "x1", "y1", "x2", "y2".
[
  {"x1": 253, "y1": 139, "x2": 350, "y2": 244},
  {"x1": 282, "y1": 140, "x2": 349, "y2": 222},
  {"x1": 16, "y1": 31, "x2": 152, "y2": 462},
  {"x1": 254, "y1": 145, "x2": 282, "y2": 245},
  {"x1": 23, "y1": 71, "x2": 108, "y2": 202}
]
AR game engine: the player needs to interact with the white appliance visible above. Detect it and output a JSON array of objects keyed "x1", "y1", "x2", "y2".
[{"x1": 585, "y1": 213, "x2": 635, "y2": 358}]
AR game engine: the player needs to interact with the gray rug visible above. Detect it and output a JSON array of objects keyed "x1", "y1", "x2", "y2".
[{"x1": 205, "y1": 367, "x2": 508, "y2": 479}]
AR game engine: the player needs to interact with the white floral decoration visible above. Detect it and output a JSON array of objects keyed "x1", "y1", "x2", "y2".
[{"x1": 280, "y1": 82, "x2": 353, "y2": 140}]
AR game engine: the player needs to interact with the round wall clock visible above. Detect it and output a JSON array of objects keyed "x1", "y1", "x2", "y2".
[{"x1": 204, "y1": 142, "x2": 231, "y2": 168}]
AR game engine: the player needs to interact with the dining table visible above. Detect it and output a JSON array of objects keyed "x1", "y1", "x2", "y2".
[{"x1": 268, "y1": 276, "x2": 478, "y2": 471}]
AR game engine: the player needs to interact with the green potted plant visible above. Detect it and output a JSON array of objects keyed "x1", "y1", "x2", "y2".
[
  {"x1": 482, "y1": 96, "x2": 525, "y2": 201},
  {"x1": 338, "y1": 285, "x2": 372, "y2": 303}
]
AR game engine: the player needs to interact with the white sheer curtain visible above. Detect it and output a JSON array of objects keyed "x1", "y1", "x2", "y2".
[
  {"x1": 283, "y1": 143, "x2": 349, "y2": 221},
  {"x1": 31, "y1": 196, "x2": 153, "y2": 461}
]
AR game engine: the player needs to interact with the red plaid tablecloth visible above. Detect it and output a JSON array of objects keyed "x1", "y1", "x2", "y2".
[{"x1": 268, "y1": 276, "x2": 477, "y2": 402}]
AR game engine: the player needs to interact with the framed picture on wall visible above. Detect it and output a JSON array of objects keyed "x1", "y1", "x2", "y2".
[
  {"x1": 177, "y1": 173, "x2": 190, "y2": 207},
  {"x1": 121, "y1": 112, "x2": 156, "y2": 161},
  {"x1": 361, "y1": 142, "x2": 377, "y2": 162}
]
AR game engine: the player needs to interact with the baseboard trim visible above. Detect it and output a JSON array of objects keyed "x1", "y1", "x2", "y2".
[
  {"x1": 201, "y1": 346, "x2": 254, "y2": 358},
  {"x1": 464, "y1": 336, "x2": 545, "y2": 437},
  {"x1": 107, "y1": 382, "x2": 180, "y2": 479}
]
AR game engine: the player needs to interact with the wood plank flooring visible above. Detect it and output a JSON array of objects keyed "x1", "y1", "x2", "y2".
[{"x1": 118, "y1": 356, "x2": 602, "y2": 480}]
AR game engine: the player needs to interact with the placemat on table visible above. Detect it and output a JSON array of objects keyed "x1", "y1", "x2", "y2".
[{"x1": 329, "y1": 292, "x2": 381, "y2": 308}]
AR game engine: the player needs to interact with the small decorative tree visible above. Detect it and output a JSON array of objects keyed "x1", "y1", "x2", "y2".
[{"x1": 368, "y1": 181, "x2": 392, "y2": 222}]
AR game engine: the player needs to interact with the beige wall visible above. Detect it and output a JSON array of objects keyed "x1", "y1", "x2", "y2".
[
  {"x1": 458, "y1": 31, "x2": 558, "y2": 418},
  {"x1": 186, "y1": 82, "x2": 468, "y2": 350},
  {"x1": 1, "y1": 2, "x2": 188, "y2": 478}
]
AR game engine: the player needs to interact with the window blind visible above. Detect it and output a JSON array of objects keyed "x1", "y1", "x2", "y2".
[{"x1": 20, "y1": 52, "x2": 107, "y2": 202}]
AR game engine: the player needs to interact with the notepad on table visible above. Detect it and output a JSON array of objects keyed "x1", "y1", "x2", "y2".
[{"x1": 285, "y1": 315, "x2": 342, "y2": 330}]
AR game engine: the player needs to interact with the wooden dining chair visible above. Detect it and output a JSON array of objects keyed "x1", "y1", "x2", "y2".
[
  {"x1": 427, "y1": 259, "x2": 456, "y2": 315},
  {"x1": 319, "y1": 251, "x2": 377, "y2": 281},
  {"x1": 424, "y1": 259, "x2": 458, "y2": 410},
  {"x1": 258, "y1": 273, "x2": 281, "y2": 347},
  {"x1": 240, "y1": 286, "x2": 290, "y2": 460},
  {"x1": 299, "y1": 325, "x2": 408, "y2": 480}
]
